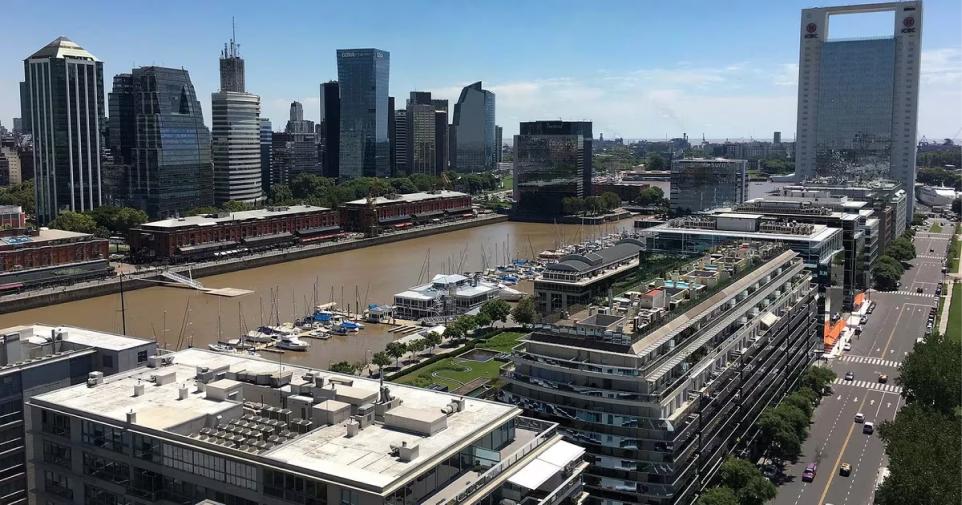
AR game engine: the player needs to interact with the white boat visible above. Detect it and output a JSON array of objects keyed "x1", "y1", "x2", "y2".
[
  {"x1": 498, "y1": 285, "x2": 525, "y2": 301},
  {"x1": 208, "y1": 343, "x2": 235, "y2": 353},
  {"x1": 245, "y1": 330, "x2": 274, "y2": 343},
  {"x1": 276, "y1": 335, "x2": 310, "y2": 351}
]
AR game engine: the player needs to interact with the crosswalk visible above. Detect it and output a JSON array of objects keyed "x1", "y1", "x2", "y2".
[
  {"x1": 917, "y1": 255, "x2": 945, "y2": 259},
  {"x1": 839, "y1": 354, "x2": 900, "y2": 368},
  {"x1": 833, "y1": 378, "x2": 902, "y2": 394},
  {"x1": 883, "y1": 290, "x2": 939, "y2": 298}
]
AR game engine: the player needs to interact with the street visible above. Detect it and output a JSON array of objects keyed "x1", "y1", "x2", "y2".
[{"x1": 772, "y1": 219, "x2": 956, "y2": 505}]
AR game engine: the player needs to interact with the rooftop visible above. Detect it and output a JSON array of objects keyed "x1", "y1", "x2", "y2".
[
  {"x1": 28, "y1": 36, "x2": 100, "y2": 62},
  {"x1": 137, "y1": 205, "x2": 330, "y2": 230},
  {"x1": 0, "y1": 324, "x2": 154, "y2": 372},
  {"x1": 652, "y1": 218, "x2": 839, "y2": 243},
  {"x1": 343, "y1": 190, "x2": 468, "y2": 207},
  {"x1": 0, "y1": 227, "x2": 95, "y2": 246},
  {"x1": 545, "y1": 239, "x2": 645, "y2": 273},
  {"x1": 30, "y1": 348, "x2": 519, "y2": 494}
]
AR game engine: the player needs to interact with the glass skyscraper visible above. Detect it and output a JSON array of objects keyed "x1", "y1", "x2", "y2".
[
  {"x1": 319, "y1": 81, "x2": 340, "y2": 178},
  {"x1": 336, "y1": 49, "x2": 390, "y2": 179},
  {"x1": 513, "y1": 121, "x2": 592, "y2": 217},
  {"x1": 22, "y1": 37, "x2": 105, "y2": 224},
  {"x1": 452, "y1": 81, "x2": 496, "y2": 173},
  {"x1": 795, "y1": 2, "x2": 922, "y2": 222},
  {"x1": 111, "y1": 66, "x2": 212, "y2": 217},
  {"x1": 669, "y1": 158, "x2": 748, "y2": 214}
]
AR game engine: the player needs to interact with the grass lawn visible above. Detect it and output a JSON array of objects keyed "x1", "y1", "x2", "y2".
[
  {"x1": 393, "y1": 356, "x2": 505, "y2": 390},
  {"x1": 477, "y1": 331, "x2": 526, "y2": 353},
  {"x1": 501, "y1": 175, "x2": 513, "y2": 190},
  {"x1": 946, "y1": 283, "x2": 961, "y2": 344},
  {"x1": 930, "y1": 222, "x2": 943, "y2": 233}
]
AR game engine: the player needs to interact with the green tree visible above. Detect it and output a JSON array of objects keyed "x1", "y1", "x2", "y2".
[
  {"x1": 407, "y1": 338, "x2": 426, "y2": 359},
  {"x1": 443, "y1": 321, "x2": 465, "y2": 342},
  {"x1": 584, "y1": 196, "x2": 603, "y2": 215},
  {"x1": 410, "y1": 173, "x2": 440, "y2": 191},
  {"x1": 424, "y1": 331, "x2": 443, "y2": 353},
  {"x1": 385, "y1": 341, "x2": 408, "y2": 369},
  {"x1": 88, "y1": 206, "x2": 148, "y2": 235},
  {"x1": 480, "y1": 299, "x2": 511, "y2": 323},
  {"x1": 758, "y1": 408, "x2": 802, "y2": 463},
  {"x1": 715, "y1": 457, "x2": 777, "y2": 505},
  {"x1": 289, "y1": 173, "x2": 334, "y2": 199},
  {"x1": 887, "y1": 237, "x2": 916, "y2": 262},
  {"x1": 48, "y1": 211, "x2": 98, "y2": 234},
  {"x1": 369, "y1": 178, "x2": 392, "y2": 197},
  {"x1": 800, "y1": 366, "x2": 837, "y2": 394},
  {"x1": 952, "y1": 198, "x2": 961, "y2": 215},
  {"x1": 390, "y1": 178, "x2": 418, "y2": 194},
  {"x1": 329, "y1": 361, "x2": 357, "y2": 374},
  {"x1": 269, "y1": 183, "x2": 295, "y2": 204},
  {"x1": 0, "y1": 180, "x2": 36, "y2": 215},
  {"x1": 474, "y1": 313, "x2": 492, "y2": 329},
  {"x1": 697, "y1": 487, "x2": 739, "y2": 505},
  {"x1": 371, "y1": 352, "x2": 392, "y2": 376},
  {"x1": 898, "y1": 333, "x2": 962, "y2": 413},
  {"x1": 599, "y1": 191, "x2": 621, "y2": 211},
  {"x1": 562, "y1": 197, "x2": 584, "y2": 216},
  {"x1": 634, "y1": 186, "x2": 665, "y2": 206},
  {"x1": 782, "y1": 391, "x2": 815, "y2": 418},
  {"x1": 646, "y1": 153, "x2": 666, "y2": 171},
  {"x1": 511, "y1": 297, "x2": 537, "y2": 325},
  {"x1": 873, "y1": 256, "x2": 904, "y2": 291}
]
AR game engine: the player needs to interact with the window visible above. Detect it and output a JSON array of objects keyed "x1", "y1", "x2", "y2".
[
  {"x1": 265, "y1": 469, "x2": 327, "y2": 504},
  {"x1": 132, "y1": 434, "x2": 160, "y2": 462},
  {"x1": 82, "y1": 421, "x2": 127, "y2": 452},
  {"x1": 41, "y1": 410, "x2": 71, "y2": 437},
  {"x1": 42, "y1": 440, "x2": 71, "y2": 468},
  {"x1": 137, "y1": 351, "x2": 148, "y2": 363},
  {"x1": 83, "y1": 452, "x2": 129, "y2": 484},
  {"x1": 340, "y1": 489, "x2": 359, "y2": 505},
  {"x1": 43, "y1": 470, "x2": 72, "y2": 500}
]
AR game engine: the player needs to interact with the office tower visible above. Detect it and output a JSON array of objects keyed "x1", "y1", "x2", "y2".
[
  {"x1": 794, "y1": 1, "x2": 922, "y2": 223},
  {"x1": 337, "y1": 48, "x2": 390, "y2": 178},
  {"x1": 433, "y1": 99, "x2": 449, "y2": 174},
  {"x1": 12, "y1": 118, "x2": 22, "y2": 134},
  {"x1": 495, "y1": 125, "x2": 503, "y2": 163},
  {"x1": 111, "y1": 66, "x2": 212, "y2": 217},
  {"x1": 18, "y1": 82, "x2": 30, "y2": 134},
  {"x1": 669, "y1": 158, "x2": 748, "y2": 214},
  {"x1": 259, "y1": 118, "x2": 272, "y2": 193},
  {"x1": 26, "y1": 347, "x2": 588, "y2": 505},
  {"x1": 22, "y1": 37, "x2": 104, "y2": 223},
  {"x1": 0, "y1": 147, "x2": 22, "y2": 186},
  {"x1": 513, "y1": 120, "x2": 592, "y2": 217},
  {"x1": 393, "y1": 109, "x2": 408, "y2": 175},
  {"x1": 503, "y1": 244, "x2": 818, "y2": 505},
  {"x1": 212, "y1": 30, "x2": 262, "y2": 204},
  {"x1": 406, "y1": 92, "x2": 437, "y2": 175},
  {"x1": 452, "y1": 81, "x2": 496, "y2": 172},
  {"x1": 774, "y1": 130, "x2": 782, "y2": 145},
  {"x1": 271, "y1": 132, "x2": 293, "y2": 186},
  {"x1": 388, "y1": 96, "x2": 396, "y2": 176},
  {"x1": 320, "y1": 81, "x2": 340, "y2": 178},
  {"x1": 290, "y1": 100, "x2": 303, "y2": 122},
  {"x1": 0, "y1": 324, "x2": 156, "y2": 504}
]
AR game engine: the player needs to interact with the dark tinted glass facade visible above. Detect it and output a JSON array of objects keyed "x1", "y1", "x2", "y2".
[
  {"x1": 669, "y1": 159, "x2": 748, "y2": 214},
  {"x1": 513, "y1": 121, "x2": 592, "y2": 217},
  {"x1": 815, "y1": 39, "x2": 895, "y2": 179},
  {"x1": 336, "y1": 49, "x2": 390, "y2": 179},
  {"x1": 259, "y1": 118, "x2": 272, "y2": 193},
  {"x1": 319, "y1": 81, "x2": 340, "y2": 178},
  {"x1": 117, "y1": 67, "x2": 212, "y2": 217},
  {"x1": 452, "y1": 82, "x2": 495, "y2": 172}
]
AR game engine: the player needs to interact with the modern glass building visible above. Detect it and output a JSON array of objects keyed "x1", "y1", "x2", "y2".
[
  {"x1": 22, "y1": 37, "x2": 105, "y2": 224},
  {"x1": 669, "y1": 158, "x2": 748, "y2": 214},
  {"x1": 258, "y1": 118, "x2": 272, "y2": 193},
  {"x1": 319, "y1": 81, "x2": 340, "y2": 178},
  {"x1": 452, "y1": 82, "x2": 496, "y2": 173},
  {"x1": 407, "y1": 92, "x2": 437, "y2": 175},
  {"x1": 112, "y1": 66, "x2": 212, "y2": 218},
  {"x1": 513, "y1": 121, "x2": 592, "y2": 218},
  {"x1": 794, "y1": 2, "x2": 922, "y2": 223},
  {"x1": 337, "y1": 48, "x2": 390, "y2": 179}
]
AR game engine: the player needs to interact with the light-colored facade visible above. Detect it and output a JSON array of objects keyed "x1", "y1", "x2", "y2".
[
  {"x1": 407, "y1": 93, "x2": 437, "y2": 176},
  {"x1": 0, "y1": 146, "x2": 22, "y2": 186},
  {"x1": 669, "y1": 158, "x2": 747, "y2": 214},
  {"x1": 26, "y1": 348, "x2": 587, "y2": 505},
  {"x1": 212, "y1": 92, "x2": 263, "y2": 204},
  {"x1": 394, "y1": 273, "x2": 502, "y2": 321},
  {"x1": 503, "y1": 246, "x2": 820, "y2": 505},
  {"x1": 794, "y1": 2, "x2": 922, "y2": 223},
  {"x1": 534, "y1": 239, "x2": 646, "y2": 314}
]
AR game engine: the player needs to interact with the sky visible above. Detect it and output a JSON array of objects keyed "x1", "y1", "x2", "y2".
[{"x1": 3, "y1": 0, "x2": 960, "y2": 141}]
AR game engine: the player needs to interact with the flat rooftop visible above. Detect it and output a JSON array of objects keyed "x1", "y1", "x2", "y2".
[
  {"x1": 651, "y1": 222, "x2": 839, "y2": 243},
  {"x1": 31, "y1": 348, "x2": 518, "y2": 493},
  {"x1": 343, "y1": 190, "x2": 468, "y2": 207},
  {"x1": 2, "y1": 324, "x2": 154, "y2": 352},
  {"x1": 138, "y1": 205, "x2": 331, "y2": 230},
  {"x1": 0, "y1": 227, "x2": 94, "y2": 246}
]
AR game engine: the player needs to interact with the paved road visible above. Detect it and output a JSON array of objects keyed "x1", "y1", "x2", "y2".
[{"x1": 773, "y1": 219, "x2": 956, "y2": 505}]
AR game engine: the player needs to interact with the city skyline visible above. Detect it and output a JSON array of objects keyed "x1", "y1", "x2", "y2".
[{"x1": 2, "y1": 0, "x2": 960, "y2": 140}]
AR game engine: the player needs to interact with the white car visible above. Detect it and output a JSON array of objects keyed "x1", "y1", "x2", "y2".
[
  {"x1": 854, "y1": 412, "x2": 864, "y2": 423},
  {"x1": 843, "y1": 342, "x2": 852, "y2": 352}
]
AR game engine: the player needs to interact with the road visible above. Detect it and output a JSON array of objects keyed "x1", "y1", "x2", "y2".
[{"x1": 773, "y1": 218, "x2": 956, "y2": 505}]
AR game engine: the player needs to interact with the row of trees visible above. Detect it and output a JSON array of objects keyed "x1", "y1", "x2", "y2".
[
  {"x1": 698, "y1": 457, "x2": 777, "y2": 505},
  {"x1": 631, "y1": 186, "x2": 667, "y2": 207},
  {"x1": 756, "y1": 366, "x2": 835, "y2": 465},
  {"x1": 47, "y1": 206, "x2": 149, "y2": 237},
  {"x1": 876, "y1": 327, "x2": 961, "y2": 504},
  {"x1": 871, "y1": 232, "x2": 917, "y2": 291},
  {"x1": 0, "y1": 180, "x2": 35, "y2": 216},
  {"x1": 561, "y1": 192, "x2": 622, "y2": 216}
]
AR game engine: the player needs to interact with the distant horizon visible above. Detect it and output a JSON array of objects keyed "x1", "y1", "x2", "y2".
[{"x1": 2, "y1": 0, "x2": 960, "y2": 139}]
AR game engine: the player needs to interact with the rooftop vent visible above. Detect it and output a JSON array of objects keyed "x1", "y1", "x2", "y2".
[
  {"x1": 393, "y1": 440, "x2": 420, "y2": 462},
  {"x1": 345, "y1": 418, "x2": 360, "y2": 438},
  {"x1": 133, "y1": 381, "x2": 145, "y2": 397},
  {"x1": 178, "y1": 384, "x2": 189, "y2": 400},
  {"x1": 87, "y1": 371, "x2": 104, "y2": 387},
  {"x1": 126, "y1": 410, "x2": 137, "y2": 424}
]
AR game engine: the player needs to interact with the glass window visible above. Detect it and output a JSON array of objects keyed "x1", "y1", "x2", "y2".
[
  {"x1": 82, "y1": 421, "x2": 127, "y2": 452},
  {"x1": 42, "y1": 440, "x2": 71, "y2": 468}
]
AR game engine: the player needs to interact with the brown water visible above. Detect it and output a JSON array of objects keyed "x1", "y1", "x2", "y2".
[{"x1": 0, "y1": 219, "x2": 634, "y2": 368}]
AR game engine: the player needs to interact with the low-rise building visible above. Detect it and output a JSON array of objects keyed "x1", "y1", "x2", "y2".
[
  {"x1": 340, "y1": 191, "x2": 474, "y2": 234},
  {"x1": 784, "y1": 179, "x2": 906, "y2": 246},
  {"x1": 0, "y1": 324, "x2": 155, "y2": 504},
  {"x1": 534, "y1": 239, "x2": 646, "y2": 314},
  {"x1": 127, "y1": 205, "x2": 341, "y2": 263},
  {"x1": 502, "y1": 245, "x2": 819, "y2": 505},
  {"x1": 0, "y1": 218, "x2": 111, "y2": 291},
  {"x1": 394, "y1": 273, "x2": 502, "y2": 321},
  {"x1": 26, "y1": 347, "x2": 588, "y2": 505}
]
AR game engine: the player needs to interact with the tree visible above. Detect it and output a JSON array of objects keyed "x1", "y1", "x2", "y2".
[
  {"x1": 511, "y1": 297, "x2": 536, "y2": 325},
  {"x1": 371, "y1": 352, "x2": 392, "y2": 376},
  {"x1": 88, "y1": 206, "x2": 148, "y2": 235},
  {"x1": 269, "y1": 183, "x2": 295, "y2": 204},
  {"x1": 783, "y1": 391, "x2": 815, "y2": 418},
  {"x1": 424, "y1": 331, "x2": 443, "y2": 353},
  {"x1": 48, "y1": 211, "x2": 98, "y2": 234},
  {"x1": 898, "y1": 333, "x2": 961, "y2": 414},
  {"x1": 289, "y1": 173, "x2": 334, "y2": 199},
  {"x1": 480, "y1": 299, "x2": 511, "y2": 323},
  {"x1": 329, "y1": 361, "x2": 357, "y2": 374},
  {"x1": 911, "y1": 213, "x2": 927, "y2": 226},
  {"x1": 562, "y1": 197, "x2": 584, "y2": 216},
  {"x1": 369, "y1": 178, "x2": 392, "y2": 197},
  {"x1": 715, "y1": 457, "x2": 777, "y2": 505},
  {"x1": 221, "y1": 200, "x2": 252, "y2": 213},
  {"x1": 599, "y1": 191, "x2": 621, "y2": 211},
  {"x1": 697, "y1": 487, "x2": 739, "y2": 505},
  {"x1": 800, "y1": 366, "x2": 837, "y2": 394},
  {"x1": 758, "y1": 408, "x2": 802, "y2": 463},
  {"x1": 385, "y1": 341, "x2": 408, "y2": 369},
  {"x1": 634, "y1": 186, "x2": 665, "y2": 206},
  {"x1": 390, "y1": 177, "x2": 418, "y2": 194},
  {"x1": 952, "y1": 198, "x2": 961, "y2": 215},
  {"x1": 407, "y1": 338, "x2": 426, "y2": 359},
  {"x1": 873, "y1": 256, "x2": 904, "y2": 291},
  {"x1": 0, "y1": 180, "x2": 36, "y2": 215},
  {"x1": 584, "y1": 196, "x2": 603, "y2": 215},
  {"x1": 887, "y1": 237, "x2": 916, "y2": 263},
  {"x1": 443, "y1": 322, "x2": 465, "y2": 343},
  {"x1": 474, "y1": 313, "x2": 492, "y2": 329},
  {"x1": 646, "y1": 153, "x2": 666, "y2": 171}
]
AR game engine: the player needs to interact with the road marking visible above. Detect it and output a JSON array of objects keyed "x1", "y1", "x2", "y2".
[
  {"x1": 832, "y1": 379, "x2": 903, "y2": 394},
  {"x1": 879, "y1": 304, "x2": 907, "y2": 358},
  {"x1": 839, "y1": 355, "x2": 899, "y2": 368},
  {"x1": 818, "y1": 395, "x2": 869, "y2": 505}
]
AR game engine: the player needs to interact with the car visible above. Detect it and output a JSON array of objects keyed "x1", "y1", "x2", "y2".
[
  {"x1": 840, "y1": 463, "x2": 852, "y2": 477},
  {"x1": 802, "y1": 463, "x2": 817, "y2": 482},
  {"x1": 762, "y1": 464, "x2": 778, "y2": 481},
  {"x1": 878, "y1": 374, "x2": 888, "y2": 384},
  {"x1": 867, "y1": 304, "x2": 875, "y2": 314},
  {"x1": 843, "y1": 342, "x2": 852, "y2": 351},
  {"x1": 863, "y1": 421, "x2": 875, "y2": 434},
  {"x1": 860, "y1": 316, "x2": 869, "y2": 325},
  {"x1": 844, "y1": 371, "x2": 855, "y2": 381},
  {"x1": 854, "y1": 412, "x2": 864, "y2": 423},
  {"x1": 930, "y1": 248, "x2": 935, "y2": 253},
  {"x1": 917, "y1": 287, "x2": 924, "y2": 293}
]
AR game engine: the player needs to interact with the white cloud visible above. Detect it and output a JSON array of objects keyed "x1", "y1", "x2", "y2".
[{"x1": 921, "y1": 48, "x2": 962, "y2": 85}]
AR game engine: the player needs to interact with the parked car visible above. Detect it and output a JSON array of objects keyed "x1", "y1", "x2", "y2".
[
  {"x1": 860, "y1": 315, "x2": 869, "y2": 325},
  {"x1": 863, "y1": 421, "x2": 875, "y2": 434},
  {"x1": 843, "y1": 342, "x2": 852, "y2": 352},
  {"x1": 878, "y1": 374, "x2": 888, "y2": 384},
  {"x1": 802, "y1": 463, "x2": 817, "y2": 482},
  {"x1": 839, "y1": 463, "x2": 852, "y2": 477},
  {"x1": 917, "y1": 287, "x2": 924, "y2": 293}
]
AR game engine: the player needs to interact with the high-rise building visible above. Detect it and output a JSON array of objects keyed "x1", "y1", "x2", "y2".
[
  {"x1": 452, "y1": 81, "x2": 496, "y2": 172},
  {"x1": 495, "y1": 125, "x2": 503, "y2": 163},
  {"x1": 503, "y1": 244, "x2": 819, "y2": 505},
  {"x1": 22, "y1": 37, "x2": 104, "y2": 223},
  {"x1": 271, "y1": 132, "x2": 293, "y2": 186},
  {"x1": 12, "y1": 118, "x2": 22, "y2": 134},
  {"x1": 319, "y1": 81, "x2": 340, "y2": 178},
  {"x1": 111, "y1": 66, "x2": 212, "y2": 217},
  {"x1": 259, "y1": 118, "x2": 272, "y2": 193},
  {"x1": 337, "y1": 48, "x2": 390, "y2": 178},
  {"x1": 393, "y1": 109, "x2": 408, "y2": 175},
  {"x1": 290, "y1": 100, "x2": 304, "y2": 122},
  {"x1": 388, "y1": 96, "x2": 396, "y2": 176},
  {"x1": 18, "y1": 82, "x2": 30, "y2": 135},
  {"x1": 513, "y1": 120, "x2": 592, "y2": 217},
  {"x1": 26, "y1": 347, "x2": 589, "y2": 505},
  {"x1": 773, "y1": 130, "x2": 782, "y2": 145},
  {"x1": 407, "y1": 92, "x2": 437, "y2": 175},
  {"x1": 669, "y1": 158, "x2": 748, "y2": 214},
  {"x1": 212, "y1": 30, "x2": 262, "y2": 204},
  {"x1": 794, "y1": 1, "x2": 922, "y2": 222},
  {"x1": 433, "y1": 99, "x2": 449, "y2": 174},
  {"x1": 0, "y1": 147, "x2": 22, "y2": 186}
]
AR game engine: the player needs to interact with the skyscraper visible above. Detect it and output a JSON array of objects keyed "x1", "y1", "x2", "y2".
[
  {"x1": 336, "y1": 48, "x2": 390, "y2": 178},
  {"x1": 513, "y1": 121, "x2": 592, "y2": 217},
  {"x1": 212, "y1": 29, "x2": 262, "y2": 204},
  {"x1": 393, "y1": 108, "x2": 408, "y2": 175},
  {"x1": 112, "y1": 66, "x2": 212, "y2": 217},
  {"x1": 433, "y1": 99, "x2": 449, "y2": 174},
  {"x1": 495, "y1": 125, "x2": 503, "y2": 163},
  {"x1": 259, "y1": 117, "x2": 272, "y2": 193},
  {"x1": 452, "y1": 81, "x2": 496, "y2": 173},
  {"x1": 319, "y1": 81, "x2": 340, "y2": 178},
  {"x1": 407, "y1": 92, "x2": 437, "y2": 175},
  {"x1": 22, "y1": 37, "x2": 104, "y2": 223},
  {"x1": 794, "y1": 1, "x2": 922, "y2": 223},
  {"x1": 290, "y1": 100, "x2": 304, "y2": 122}
]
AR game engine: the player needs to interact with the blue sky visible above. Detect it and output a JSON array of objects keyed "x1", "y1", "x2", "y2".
[{"x1": 3, "y1": 0, "x2": 960, "y2": 140}]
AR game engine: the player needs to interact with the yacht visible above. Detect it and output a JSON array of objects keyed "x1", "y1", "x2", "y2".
[{"x1": 276, "y1": 334, "x2": 310, "y2": 351}]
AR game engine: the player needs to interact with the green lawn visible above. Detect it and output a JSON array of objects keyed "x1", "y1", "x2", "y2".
[
  {"x1": 501, "y1": 175, "x2": 513, "y2": 190},
  {"x1": 478, "y1": 331, "x2": 526, "y2": 353},
  {"x1": 393, "y1": 356, "x2": 506, "y2": 391},
  {"x1": 946, "y1": 283, "x2": 961, "y2": 344},
  {"x1": 930, "y1": 222, "x2": 943, "y2": 233}
]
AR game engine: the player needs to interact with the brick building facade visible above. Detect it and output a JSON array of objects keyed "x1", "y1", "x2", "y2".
[{"x1": 340, "y1": 190, "x2": 473, "y2": 233}]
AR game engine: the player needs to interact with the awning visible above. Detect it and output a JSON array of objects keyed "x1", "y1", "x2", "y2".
[
  {"x1": 378, "y1": 214, "x2": 410, "y2": 224},
  {"x1": 507, "y1": 458, "x2": 561, "y2": 490},
  {"x1": 537, "y1": 440, "x2": 585, "y2": 466},
  {"x1": 242, "y1": 232, "x2": 293, "y2": 245}
]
